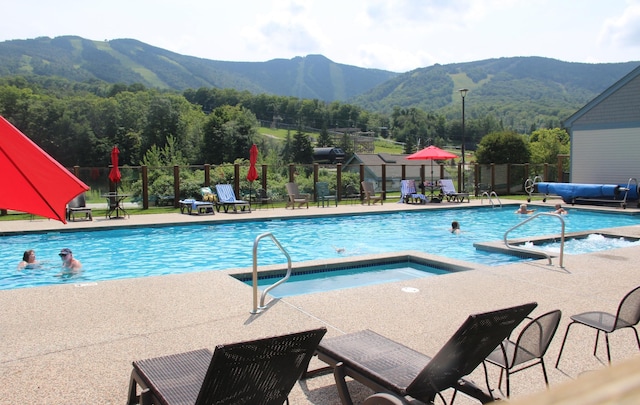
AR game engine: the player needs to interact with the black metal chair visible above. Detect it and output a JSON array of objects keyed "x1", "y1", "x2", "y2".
[
  {"x1": 255, "y1": 188, "x2": 273, "y2": 209},
  {"x1": 555, "y1": 285, "x2": 640, "y2": 367},
  {"x1": 483, "y1": 309, "x2": 562, "y2": 398},
  {"x1": 128, "y1": 328, "x2": 326, "y2": 405},
  {"x1": 66, "y1": 193, "x2": 92, "y2": 221}
]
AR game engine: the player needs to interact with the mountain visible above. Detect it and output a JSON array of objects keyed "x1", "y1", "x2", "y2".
[
  {"x1": 353, "y1": 57, "x2": 640, "y2": 121},
  {"x1": 0, "y1": 36, "x2": 639, "y2": 126},
  {"x1": 0, "y1": 36, "x2": 397, "y2": 101}
]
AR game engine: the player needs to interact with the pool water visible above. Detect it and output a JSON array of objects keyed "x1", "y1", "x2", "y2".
[
  {"x1": 1, "y1": 207, "x2": 638, "y2": 290},
  {"x1": 246, "y1": 262, "x2": 448, "y2": 297},
  {"x1": 523, "y1": 233, "x2": 640, "y2": 254}
]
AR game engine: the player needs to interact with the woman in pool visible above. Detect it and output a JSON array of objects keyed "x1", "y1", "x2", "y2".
[
  {"x1": 17, "y1": 249, "x2": 41, "y2": 270},
  {"x1": 515, "y1": 203, "x2": 535, "y2": 214}
]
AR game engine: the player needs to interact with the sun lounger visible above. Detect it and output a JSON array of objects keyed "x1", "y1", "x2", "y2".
[
  {"x1": 178, "y1": 199, "x2": 214, "y2": 215},
  {"x1": 214, "y1": 184, "x2": 251, "y2": 213},
  {"x1": 440, "y1": 179, "x2": 470, "y2": 203},
  {"x1": 400, "y1": 179, "x2": 427, "y2": 204},
  {"x1": 312, "y1": 302, "x2": 537, "y2": 404}
]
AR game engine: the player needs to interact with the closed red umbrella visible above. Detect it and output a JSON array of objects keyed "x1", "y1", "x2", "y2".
[
  {"x1": 406, "y1": 145, "x2": 458, "y2": 195},
  {"x1": 247, "y1": 144, "x2": 258, "y2": 182},
  {"x1": 0, "y1": 115, "x2": 89, "y2": 223},
  {"x1": 108, "y1": 146, "x2": 121, "y2": 185},
  {"x1": 247, "y1": 144, "x2": 259, "y2": 203}
]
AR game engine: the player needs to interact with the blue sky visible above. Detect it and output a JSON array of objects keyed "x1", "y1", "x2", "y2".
[{"x1": 3, "y1": 0, "x2": 639, "y2": 72}]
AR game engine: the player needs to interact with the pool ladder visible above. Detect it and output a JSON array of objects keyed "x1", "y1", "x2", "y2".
[
  {"x1": 503, "y1": 212, "x2": 565, "y2": 268},
  {"x1": 481, "y1": 191, "x2": 501, "y2": 207},
  {"x1": 251, "y1": 232, "x2": 292, "y2": 314}
]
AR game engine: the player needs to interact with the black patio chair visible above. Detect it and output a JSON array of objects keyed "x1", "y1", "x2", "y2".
[
  {"x1": 556, "y1": 285, "x2": 640, "y2": 367},
  {"x1": 127, "y1": 327, "x2": 326, "y2": 405}
]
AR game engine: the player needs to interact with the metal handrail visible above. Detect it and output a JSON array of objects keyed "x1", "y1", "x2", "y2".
[
  {"x1": 251, "y1": 232, "x2": 292, "y2": 314},
  {"x1": 481, "y1": 191, "x2": 502, "y2": 207},
  {"x1": 503, "y1": 212, "x2": 565, "y2": 267}
]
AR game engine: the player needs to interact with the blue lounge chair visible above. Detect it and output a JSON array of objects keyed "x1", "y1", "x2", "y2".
[
  {"x1": 215, "y1": 184, "x2": 251, "y2": 213},
  {"x1": 400, "y1": 179, "x2": 427, "y2": 204}
]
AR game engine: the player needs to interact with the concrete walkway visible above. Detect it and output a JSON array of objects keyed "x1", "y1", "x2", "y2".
[{"x1": 1, "y1": 199, "x2": 639, "y2": 404}]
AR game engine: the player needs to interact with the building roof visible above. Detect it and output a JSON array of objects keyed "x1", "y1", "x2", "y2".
[{"x1": 343, "y1": 153, "x2": 453, "y2": 180}]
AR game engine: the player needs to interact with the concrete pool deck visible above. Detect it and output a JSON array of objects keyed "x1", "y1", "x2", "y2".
[{"x1": 1, "y1": 198, "x2": 640, "y2": 404}]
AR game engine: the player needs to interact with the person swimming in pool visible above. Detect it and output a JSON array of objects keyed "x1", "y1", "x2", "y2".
[
  {"x1": 450, "y1": 221, "x2": 461, "y2": 234},
  {"x1": 515, "y1": 203, "x2": 535, "y2": 214},
  {"x1": 17, "y1": 249, "x2": 41, "y2": 270},
  {"x1": 58, "y1": 248, "x2": 82, "y2": 274},
  {"x1": 553, "y1": 204, "x2": 568, "y2": 215}
]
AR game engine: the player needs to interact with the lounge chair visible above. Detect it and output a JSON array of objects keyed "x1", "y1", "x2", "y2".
[
  {"x1": 440, "y1": 179, "x2": 470, "y2": 203},
  {"x1": 215, "y1": 184, "x2": 251, "y2": 213},
  {"x1": 484, "y1": 309, "x2": 562, "y2": 398},
  {"x1": 556, "y1": 285, "x2": 640, "y2": 367},
  {"x1": 127, "y1": 327, "x2": 326, "y2": 405},
  {"x1": 361, "y1": 181, "x2": 383, "y2": 205},
  {"x1": 316, "y1": 182, "x2": 337, "y2": 207},
  {"x1": 285, "y1": 182, "x2": 310, "y2": 209},
  {"x1": 66, "y1": 193, "x2": 93, "y2": 221},
  {"x1": 400, "y1": 179, "x2": 427, "y2": 204},
  {"x1": 313, "y1": 302, "x2": 537, "y2": 405}
]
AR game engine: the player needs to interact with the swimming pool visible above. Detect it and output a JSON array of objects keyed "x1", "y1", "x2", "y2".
[{"x1": 1, "y1": 206, "x2": 638, "y2": 290}]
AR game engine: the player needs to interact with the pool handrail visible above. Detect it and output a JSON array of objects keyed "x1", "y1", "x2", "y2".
[
  {"x1": 251, "y1": 232, "x2": 292, "y2": 314},
  {"x1": 504, "y1": 212, "x2": 565, "y2": 268},
  {"x1": 481, "y1": 190, "x2": 502, "y2": 207}
]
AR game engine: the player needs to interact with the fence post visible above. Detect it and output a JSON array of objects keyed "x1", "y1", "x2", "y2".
[
  {"x1": 289, "y1": 164, "x2": 295, "y2": 182},
  {"x1": 381, "y1": 164, "x2": 386, "y2": 199},
  {"x1": 142, "y1": 165, "x2": 149, "y2": 209},
  {"x1": 173, "y1": 165, "x2": 180, "y2": 208},
  {"x1": 313, "y1": 163, "x2": 319, "y2": 202},
  {"x1": 506, "y1": 163, "x2": 511, "y2": 194},
  {"x1": 490, "y1": 163, "x2": 496, "y2": 191},
  {"x1": 204, "y1": 164, "x2": 210, "y2": 186},
  {"x1": 234, "y1": 164, "x2": 240, "y2": 196},
  {"x1": 337, "y1": 163, "x2": 343, "y2": 202},
  {"x1": 261, "y1": 164, "x2": 268, "y2": 191}
]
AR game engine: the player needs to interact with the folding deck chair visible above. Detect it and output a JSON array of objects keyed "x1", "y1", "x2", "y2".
[
  {"x1": 400, "y1": 179, "x2": 427, "y2": 204},
  {"x1": 440, "y1": 179, "x2": 470, "y2": 203},
  {"x1": 311, "y1": 302, "x2": 537, "y2": 405},
  {"x1": 214, "y1": 184, "x2": 251, "y2": 213}
]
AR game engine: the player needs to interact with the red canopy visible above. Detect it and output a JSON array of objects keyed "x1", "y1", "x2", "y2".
[
  {"x1": 108, "y1": 146, "x2": 121, "y2": 184},
  {"x1": 0, "y1": 115, "x2": 89, "y2": 223},
  {"x1": 247, "y1": 144, "x2": 258, "y2": 182}
]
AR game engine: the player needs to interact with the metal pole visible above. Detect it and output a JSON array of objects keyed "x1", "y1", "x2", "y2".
[{"x1": 459, "y1": 89, "x2": 469, "y2": 192}]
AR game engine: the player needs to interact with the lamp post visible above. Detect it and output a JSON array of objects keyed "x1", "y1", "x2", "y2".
[{"x1": 459, "y1": 88, "x2": 469, "y2": 192}]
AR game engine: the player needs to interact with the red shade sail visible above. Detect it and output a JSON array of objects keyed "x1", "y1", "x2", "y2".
[
  {"x1": 247, "y1": 144, "x2": 258, "y2": 182},
  {"x1": 0, "y1": 115, "x2": 89, "y2": 223},
  {"x1": 108, "y1": 146, "x2": 121, "y2": 184}
]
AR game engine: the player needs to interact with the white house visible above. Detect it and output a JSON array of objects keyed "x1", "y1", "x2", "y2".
[{"x1": 564, "y1": 65, "x2": 640, "y2": 184}]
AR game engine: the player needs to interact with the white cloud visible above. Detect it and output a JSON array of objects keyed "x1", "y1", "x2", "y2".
[{"x1": 599, "y1": 0, "x2": 640, "y2": 48}]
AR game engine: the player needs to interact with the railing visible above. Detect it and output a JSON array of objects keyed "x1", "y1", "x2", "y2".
[
  {"x1": 251, "y1": 232, "x2": 292, "y2": 314},
  {"x1": 480, "y1": 191, "x2": 502, "y2": 207},
  {"x1": 503, "y1": 212, "x2": 565, "y2": 267}
]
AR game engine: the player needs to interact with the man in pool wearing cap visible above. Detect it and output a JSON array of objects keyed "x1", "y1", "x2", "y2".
[{"x1": 59, "y1": 248, "x2": 82, "y2": 273}]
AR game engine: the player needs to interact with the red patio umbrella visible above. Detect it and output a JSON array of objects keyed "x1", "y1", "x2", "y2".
[
  {"x1": 406, "y1": 145, "x2": 458, "y2": 196},
  {"x1": 108, "y1": 146, "x2": 121, "y2": 186},
  {"x1": 0, "y1": 115, "x2": 89, "y2": 223},
  {"x1": 247, "y1": 144, "x2": 259, "y2": 201}
]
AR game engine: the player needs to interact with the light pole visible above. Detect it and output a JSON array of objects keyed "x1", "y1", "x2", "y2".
[{"x1": 459, "y1": 88, "x2": 468, "y2": 192}]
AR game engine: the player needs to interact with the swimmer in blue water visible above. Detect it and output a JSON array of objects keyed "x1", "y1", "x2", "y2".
[
  {"x1": 17, "y1": 249, "x2": 41, "y2": 270},
  {"x1": 58, "y1": 248, "x2": 82, "y2": 274}
]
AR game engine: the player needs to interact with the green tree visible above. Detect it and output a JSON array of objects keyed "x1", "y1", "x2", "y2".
[
  {"x1": 291, "y1": 127, "x2": 313, "y2": 164},
  {"x1": 475, "y1": 131, "x2": 530, "y2": 164},
  {"x1": 528, "y1": 128, "x2": 570, "y2": 164}
]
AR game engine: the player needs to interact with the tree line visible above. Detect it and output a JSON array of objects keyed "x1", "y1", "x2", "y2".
[{"x1": 0, "y1": 75, "x2": 567, "y2": 169}]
